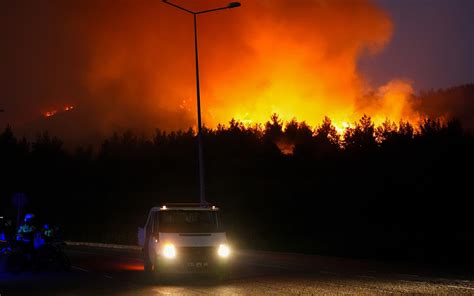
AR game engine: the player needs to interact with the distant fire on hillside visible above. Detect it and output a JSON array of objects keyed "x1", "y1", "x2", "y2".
[{"x1": 43, "y1": 105, "x2": 75, "y2": 118}]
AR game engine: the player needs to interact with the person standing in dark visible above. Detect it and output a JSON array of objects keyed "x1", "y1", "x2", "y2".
[
  {"x1": 16, "y1": 213, "x2": 37, "y2": 245},
  {"x1": 41, "y1": 224, "x2": 56, "y2": 243}
]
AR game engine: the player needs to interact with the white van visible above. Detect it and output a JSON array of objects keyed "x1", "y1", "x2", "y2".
[{"x1": 137, "y1": 204, "x2": 231, "y2": 274}]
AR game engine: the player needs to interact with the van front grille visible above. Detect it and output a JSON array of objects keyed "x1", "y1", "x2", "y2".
[{"x1": 178, "y1": 246, "x2": 216, "y2": 261}]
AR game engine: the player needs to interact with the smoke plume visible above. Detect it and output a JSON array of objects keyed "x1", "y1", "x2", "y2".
[{"x1": 2, "y1": 0, "x2": 469, "y2": 145}]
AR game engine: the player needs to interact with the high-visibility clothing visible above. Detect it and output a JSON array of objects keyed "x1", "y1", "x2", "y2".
[
  {"x1": 18, "y1": 224, "x2": 36, "y2": 234},
  {"x1": 43, "y1": 229, "x2": 54, "y2": 237}
]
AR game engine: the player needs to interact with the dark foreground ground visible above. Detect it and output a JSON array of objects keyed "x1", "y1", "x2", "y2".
[{"x1": 1, "y1": 246, "x2": 474, "y2": 295}]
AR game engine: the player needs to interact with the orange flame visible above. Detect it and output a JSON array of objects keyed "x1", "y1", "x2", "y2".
[
  {"x1": 44, "y1": 110, "x2": 57, "y2": 117},
  {"x1": 43, "y1": 105, "x2": 75, "y2": 118},
  {"x1": 82, "y1": 0, "x2": 425, "y2": 134}
]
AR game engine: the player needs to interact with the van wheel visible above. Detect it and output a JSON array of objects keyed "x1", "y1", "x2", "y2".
[
  {"x1": 143, "y1": 249, "x2": 153, "y2": 272},
  {"x1": 153, "y1": 261, "x2": 162, "y2": 275}
]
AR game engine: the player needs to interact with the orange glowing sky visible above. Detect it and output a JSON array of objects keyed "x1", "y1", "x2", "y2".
[
  {"x1": 82, "y1": 0, "x2": 421, "y2": 132},
  {"x1": 2, "y1": 0, "x2": 471, "y2": 144}
]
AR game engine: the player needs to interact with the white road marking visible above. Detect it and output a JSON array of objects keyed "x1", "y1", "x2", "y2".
[
  {"x1": 67, "y1": 249, "x2": 142, "y2": 262},
  {"x1": 73, "y1": 265, "x2": 113, "y2": 280},
  {"x1": 72, "y1": 265, "x2": 90, "y2": 273}
]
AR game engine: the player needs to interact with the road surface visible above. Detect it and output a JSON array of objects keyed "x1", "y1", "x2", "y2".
[{"x1": 1, "y1": 245, "x2": 474, "y2": 295}]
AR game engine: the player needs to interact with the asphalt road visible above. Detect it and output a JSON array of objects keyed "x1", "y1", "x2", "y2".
[{"x1": 1, "y1": 246, "x2": 474, "y2": 295}]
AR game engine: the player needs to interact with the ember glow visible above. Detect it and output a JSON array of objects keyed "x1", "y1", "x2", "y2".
[
  {"x1": 44, "y1": 110, "x2": 58, "y2": 118},
  {"x1": 43, "y1": 105, "x2": 75, "y2": 118}
]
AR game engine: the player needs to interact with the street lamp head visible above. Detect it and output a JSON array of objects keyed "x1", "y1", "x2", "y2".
[{"x1": 228, "y1": 2, "x2": 241, "y2": 8}]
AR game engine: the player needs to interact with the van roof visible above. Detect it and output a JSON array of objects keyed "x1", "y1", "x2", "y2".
[{"x1": 151, "y1": 203, "x2": 220, "y2": 212}]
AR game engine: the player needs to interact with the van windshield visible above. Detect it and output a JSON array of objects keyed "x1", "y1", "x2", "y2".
[{"x1": 157, "y1": 210, "x2": 222, "y2": 233}]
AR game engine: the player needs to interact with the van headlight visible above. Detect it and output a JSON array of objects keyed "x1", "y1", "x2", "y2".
[
  {"x1": 162, "y1": 243, "x2": 176, "y2": 259},
  {"x1": 218, "y1": 244, "x2": 231, "y2": 258}
]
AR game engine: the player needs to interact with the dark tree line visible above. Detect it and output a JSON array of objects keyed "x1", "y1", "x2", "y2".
[{"x1": 1, "y1": 114, "x2": 473, "y2": 263}]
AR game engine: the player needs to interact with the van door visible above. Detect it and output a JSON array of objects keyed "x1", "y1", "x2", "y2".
[{"x1": 146, "y1": 211, "x2": 157, "y2": 262}]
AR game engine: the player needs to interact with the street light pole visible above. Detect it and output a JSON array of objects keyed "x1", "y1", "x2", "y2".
[
  {"x1": 192, "y1": 13, "x2": 206, "y2": 206},
  {"x1": 162, "y1": 0, "x2": 241, "y2": 206}
]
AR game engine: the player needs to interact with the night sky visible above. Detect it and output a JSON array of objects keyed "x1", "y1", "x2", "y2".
[{"x1": 359, "y1": 0, "x2": 474, "y2": 91}]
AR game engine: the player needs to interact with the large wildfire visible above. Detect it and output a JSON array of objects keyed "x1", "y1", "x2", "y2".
[
  {"x1": 3, "y1": 0, "x2": 470, "y2": 144},
  {"x1": 81, "y1": 0, "x2": 421, "y2": 133}
]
